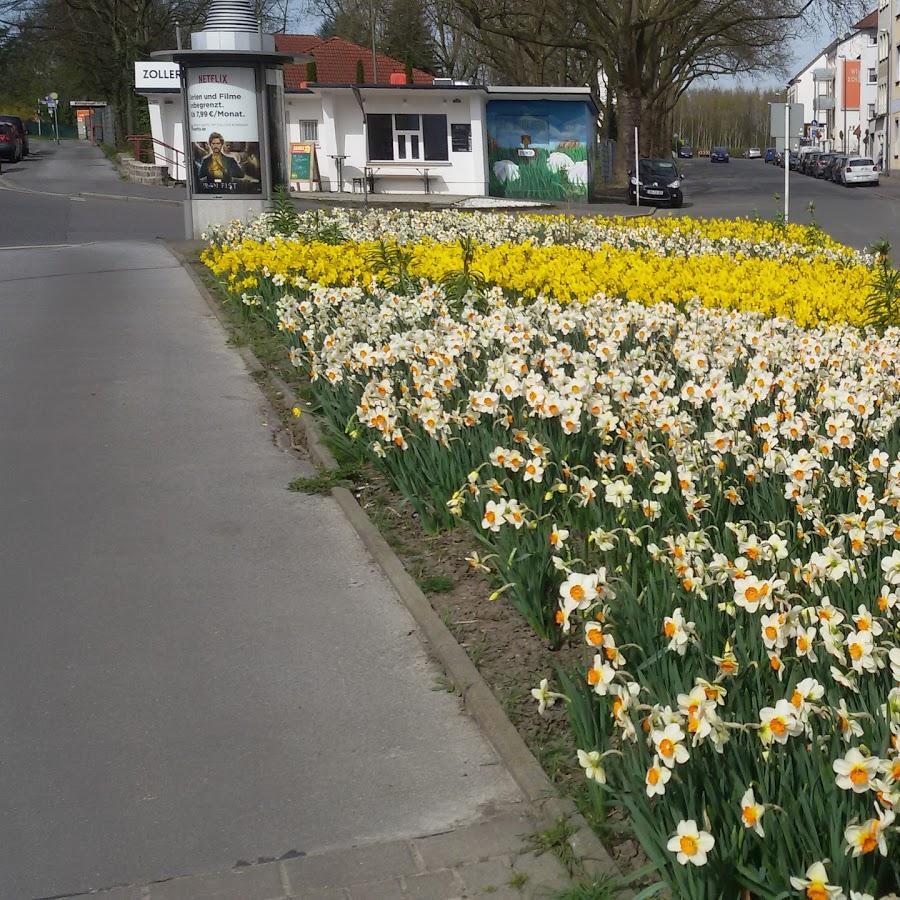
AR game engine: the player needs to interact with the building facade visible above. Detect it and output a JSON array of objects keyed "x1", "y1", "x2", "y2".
[
  {"x1": 136, "y1": 44, "x2": 597, "y2": 201},
  {"x1": 789, "y1": 12, "x2": 878, "y2": 155}
]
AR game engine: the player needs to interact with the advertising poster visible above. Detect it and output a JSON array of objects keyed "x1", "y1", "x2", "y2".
[
  {"x1": 485, "y1": 99, "x2": 594, "y2": 201},
  {"x1": 843, "y1": 60, "x2": 860, "y2": 111},
  {"x1": 187, "y1": 66, "x2": 261, "y2": 195}
]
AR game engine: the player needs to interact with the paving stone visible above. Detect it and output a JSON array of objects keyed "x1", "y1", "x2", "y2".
[
  {"x1": 457, "y1": 857, "x2": 514, "y2": 895},
  {"x1": 405, "y1": 868, "x2": 463, "y2": 900},
  {"x1": 509, "y1": 851, "x2": 571, "y2": 892},
  {"x1": 149, "y1": 863, "x2": 285, "y2": 900},
  {"x1": 412, "y1": 817, "x2": 530, "y2": 870},
  {"x1": 282, "y1": 841, "x2": 419, "y2": 891},
  {"x1": 345, "y1": 876, "x2": 406, "y2": 899}
]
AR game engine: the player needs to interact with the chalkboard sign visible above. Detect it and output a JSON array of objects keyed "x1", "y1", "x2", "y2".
[{"x1": 290, "y1": 142, "x2": 317, "y2": 188}]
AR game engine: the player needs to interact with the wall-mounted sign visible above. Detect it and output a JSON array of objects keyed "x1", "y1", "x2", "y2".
[
  {"x1": 134, "y1": 62, "x2": 181, "y2": 91},
  {"x1": 187, "y1": 66, "x2": 261, "y2": 195}
]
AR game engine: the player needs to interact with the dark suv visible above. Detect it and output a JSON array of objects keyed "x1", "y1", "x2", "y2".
[{"x1": 0, "y1": 115, "x2": 28, "y2": 160}]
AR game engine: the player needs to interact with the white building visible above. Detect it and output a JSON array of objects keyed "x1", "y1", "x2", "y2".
[
  {"x1": 789, "y1": 11, "x2": 877, "y2": 154},
  {"x1": 135, "y1": 38, "x2": 599, "y2": 201}
]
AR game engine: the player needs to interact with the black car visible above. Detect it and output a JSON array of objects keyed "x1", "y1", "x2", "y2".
[
  {"x1": 813, "y1": 153, "x2": 835, "y2": 178},
  {"x1": 628, "y1": 158, "x2": 684, "y2": 207},
  {"x1": 801, "y1": 152, "x2": 820, "y2": 175},
  {"x1": 678, "y1": 145, "x2": 694, "y2": 158},
  {"x1": 710, "y1": 146, "x2": 729, "y2": 163},
  {"x1": 0, "y1": 115, "x2": 28, "y2": 159},
  {"x1": 787, "y1": 151, "x2": 801, "y2": 170},
  {"x1": 827, "y1": 155, "x2": 847, "y2": 182}
]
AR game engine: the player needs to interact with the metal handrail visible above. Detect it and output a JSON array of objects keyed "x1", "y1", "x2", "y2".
[{"x1": 125, "y1": 133, "x2": 185, "y2": 172}]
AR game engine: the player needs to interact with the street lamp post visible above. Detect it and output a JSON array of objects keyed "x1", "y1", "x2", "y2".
[{"x1": 840, "y1": 55, "x2": 847, "y2": 154}]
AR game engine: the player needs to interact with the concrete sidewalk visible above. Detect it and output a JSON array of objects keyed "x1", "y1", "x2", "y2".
[{"x1": 0, "y1": 240, "x2": 570, "y2": 899}]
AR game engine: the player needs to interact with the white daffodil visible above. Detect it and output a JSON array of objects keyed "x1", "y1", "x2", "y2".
[
  {"x1": 666, "y1": 819, "x2": 714, "y2": 867},
  {"x1": 645, "y1": 754, "x2": 672, "y2": 797},
  {"x1": 833, "y1": 747, "x2": 880, "y2": 793},
  {"x1": 530, "y1": 678, "x2": 565, "y2": 716},
  {"x1": 576, "y1": 749, "x2": 607, "y2": 784},
  {"x1": 789, "y1": 861, "x2": 845, "y2": 899},
  {"x1": 739, "y1": 786, "x2": 766, "y2": 837}
]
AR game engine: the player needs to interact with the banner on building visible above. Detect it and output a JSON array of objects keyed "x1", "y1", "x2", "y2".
[
  {"x1": 843, "y1": 60, "x2": 860, "y2": 111},
  {"x1": 187, "y1": 66, "x2": 261, "y2": 195}
]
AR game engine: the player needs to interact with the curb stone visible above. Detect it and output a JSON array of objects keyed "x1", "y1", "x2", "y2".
[{"x1": 167, "y1": 240, "x2": 630, "y2": 895}]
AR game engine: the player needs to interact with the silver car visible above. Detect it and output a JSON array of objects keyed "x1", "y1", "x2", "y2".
[{"x1": 840, "y1": 157, "x2": 879, "y2": 186}]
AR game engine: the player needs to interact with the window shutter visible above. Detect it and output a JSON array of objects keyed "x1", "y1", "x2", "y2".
[
  {"x1": 367, "y1": 114, "x2": 393, "y2": 160},
  {"x1": 423, "y1": 114, "x2": 448, "y2": 160}
]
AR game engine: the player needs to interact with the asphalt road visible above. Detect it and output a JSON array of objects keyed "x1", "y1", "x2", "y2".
[
  {"x1": 663, "y1": 155, "x2": 900, "y2": 250},
  {"x1": 0, "y1": 141, "x2": 183, "y2": 246}
]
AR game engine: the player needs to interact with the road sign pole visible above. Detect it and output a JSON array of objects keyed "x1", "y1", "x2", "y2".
[{"x1": 784, "y1": 101, "x2": 790, "y2": 224}]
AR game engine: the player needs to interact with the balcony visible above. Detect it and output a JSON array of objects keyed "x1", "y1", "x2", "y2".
[
  {"x1": 813, "y1": 68, "x2": 836, "y2": 81},
  {"x1": 814, "y1": 96, "x2": 836, "y2": 110}
]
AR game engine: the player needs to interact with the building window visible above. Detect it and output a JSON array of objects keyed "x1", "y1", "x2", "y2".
[
  {"x1": 869, "y1": 67, "x2": 877, "y2": 83},
  {"x1": 869, "y1": 102, "x2": 877, "y2": 119},
  {"x1": 393, "y1": 113, "x2": 422, "y2": 159},
  {"x1": 299, "y1": 120, "x2": 318, "y2": 142},
  {"x1": 366, "y1": 113, "x2": 449, "y2": 161}
]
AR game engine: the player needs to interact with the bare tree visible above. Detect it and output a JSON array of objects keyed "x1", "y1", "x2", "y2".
[{"x1": 454, "y1": 0, "x2": 865, "y2": 181}]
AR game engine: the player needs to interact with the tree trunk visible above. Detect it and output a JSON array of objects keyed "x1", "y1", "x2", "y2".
[{"x1": 615, "y1": 86, "x2": 642, "y2": 184}]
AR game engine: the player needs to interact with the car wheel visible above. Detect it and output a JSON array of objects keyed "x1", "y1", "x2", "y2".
[{"x1": 671, "y1": 196, "x2": 683, "y2": 209}]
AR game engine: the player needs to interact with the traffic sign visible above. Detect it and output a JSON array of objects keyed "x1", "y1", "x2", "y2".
[{"x1": 811, "y1": 119, "x2": 819, "y2": 127}]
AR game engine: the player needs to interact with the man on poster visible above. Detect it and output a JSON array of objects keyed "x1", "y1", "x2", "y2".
[{"x1": 197, "y1": 132, "x2": 244, "y2": 189}]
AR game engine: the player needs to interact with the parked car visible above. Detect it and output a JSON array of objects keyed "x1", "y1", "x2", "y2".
[
  {"x1": 764, "y1": 148, "x2": 777, "y2": 163},
  {"x1": 628, "y1": 158, "x2": 685, "y2": 207},
  {"x1": 840, "y1": 156, "x2": 879, "y2": 186},
  {"x1": 744, "y1": 147, "x2": 762, "y2": 158},
  {"x1": 710, "y1": 146, "x2": 730, "y2": 163},
  {"x1": 677, "y1": 145, "x2": 694, "y2": 158},
  {"x1": 0, "y1": 121, "x2": 22, "y2": 162},
  {"x1": 827, "y1": 155, "x2": 847, "y2": 182},
  {"x1": 801, "y1": 152, "x2": 820, "y2": 175},
  {"x1": 0, "y1": 114, "x2": 28, "y2": 159},
  {"x1": 813, "y1": 153, "x2": 835, "y2": 178},
  {"x1": 787, "y1": 151, "x2": 801, "y2": 170}
]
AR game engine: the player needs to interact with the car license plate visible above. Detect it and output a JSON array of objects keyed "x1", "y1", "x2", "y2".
[{"x1": 647, "y1": 189, "x2": 663, "y2": 196}]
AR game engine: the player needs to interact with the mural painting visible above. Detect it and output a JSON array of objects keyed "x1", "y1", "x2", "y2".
[{"x1": 486, "y1": 99, "x2": 594, "y2": 201}]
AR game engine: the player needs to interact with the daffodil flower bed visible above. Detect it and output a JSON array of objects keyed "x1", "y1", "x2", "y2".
[
  {"x1": 203, "y1": 215, "x2": 900, "y2": 898},
  {"x1": 205, "y1": 208, "x2": 870, "y2": 266},
  {"x1": 203, "y1": 236, "x2": 876, "y2": 327}
]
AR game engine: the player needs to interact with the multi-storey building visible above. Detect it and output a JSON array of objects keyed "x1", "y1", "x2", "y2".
[{"x1": 789, "y1": 12, "x2": 877, "y2": 154}]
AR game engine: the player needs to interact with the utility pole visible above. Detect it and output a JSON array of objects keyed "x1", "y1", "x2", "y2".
[{"x1": 369, "y1": 0, "x2": 378, "y2": 82}]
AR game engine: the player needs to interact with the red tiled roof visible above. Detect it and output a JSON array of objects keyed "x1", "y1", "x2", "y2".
[
  {"x1": 854, "y1": 10, "x2": 877, "y2": 29},
  {"x1": 275, "y1": 34, "x2": 433, "y2": 89}
]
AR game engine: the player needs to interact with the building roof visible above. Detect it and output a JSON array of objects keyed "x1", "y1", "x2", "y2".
[
  {"x1": 275, "y1": 34, "x2": 433, "y2": 89},
  {"x1": 854, "y1": 10, "x2": 877, "y2": 29}
]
